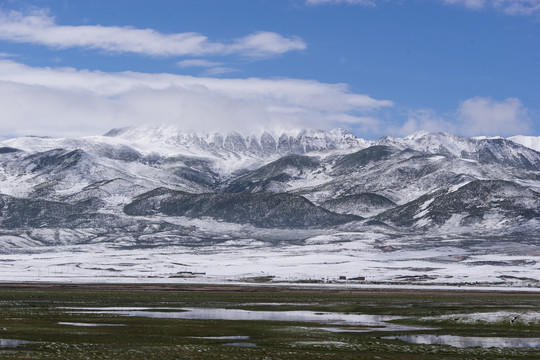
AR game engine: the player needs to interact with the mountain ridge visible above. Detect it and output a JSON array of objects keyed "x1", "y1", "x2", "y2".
[{"x1": 0, "y1": 126, "x2": 539, "y2": 249}]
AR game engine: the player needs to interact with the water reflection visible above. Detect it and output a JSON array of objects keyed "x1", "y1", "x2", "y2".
[
  {"x1": 58, "y1": 322, "x2": 125, "y2": 327},
  {"x1": 70, "y1": 307, "x2": 404, "y2": 327},
  {"x1": 385, "y1": 334, "x2": 540, "y2": 348},
  {"x1": 222, "y1": 342, "x2": 257, "y2": 347},
  {"x1": 319, "y1": 323, "x2": 428, "y2": 333},
  {"x1": 191, "y1": 336, "x2": 250, "y2": 340},
  {"x1": 0, "y1": 339, "x2": 36, "y2": 348}
]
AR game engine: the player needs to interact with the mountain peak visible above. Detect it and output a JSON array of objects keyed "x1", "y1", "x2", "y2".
[{"x1": 102, "y1": 125, "x2": 369, "y2": 156}]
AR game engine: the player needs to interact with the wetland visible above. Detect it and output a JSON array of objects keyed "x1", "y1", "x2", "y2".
[{"x1": 0, "y1": 283, "x2": 538, "y2": 359}]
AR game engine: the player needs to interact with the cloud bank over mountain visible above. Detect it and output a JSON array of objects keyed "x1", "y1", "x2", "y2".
[
  {"x1": 0, "y1": 60, "x2": 392, "y2": 138},
  {"x1": 0, "y1": 59, "x2": 532, "y2": 139}
]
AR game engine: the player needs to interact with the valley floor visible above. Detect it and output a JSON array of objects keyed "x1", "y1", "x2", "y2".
[
  {"x1": 0, "y1": 231, "x2": 538, "y2": 290},
  {"x1": 0, "y1": 284, "x2": 538, "y2": 359}
]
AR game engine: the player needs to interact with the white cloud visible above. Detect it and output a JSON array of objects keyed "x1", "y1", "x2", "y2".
[
  {"x1": 201, "y1": 67, "x2": 238, "y2": 76},
  {"x1": 308, "y1": 0, "x2": 540, "y2": 15},
  {"x1": 306, "y1": 0, "x2": 377, "y2": 6},
  {"x1": 176, "y1": 59, "x2": 224, "y2": 68},
  {"x1": 0, "y1": 9, "x2": 306, "y2": 58},
  {"x1": 443, "y1": 0, "x2": 488, "y2": 9},
  {"x1": 177, "y1": 59, "x2": 238, "y2": 76},
  {"x1": 443, "y1": 0, "x2": 540, "y2": 15},
  {"x1": 455, "y1": 96, "x2": 531, "y2": 136},
  {"x1": 392, "y1": 109, "x2": 457, "y2": 136},
  {"x1": 502, "y1": 0, "x2": 540, "y2": 15},
  {"x1": 230, "y1": 31, "x2": 307, "y2": 58},
  {"x1": 0, "y1": 52, "x2": 17, "y2": 58},
  {"x1": 394, "y1": 97, "x2": 531, "y2": 137},
  {"x1": 331, "y1": 114, "x2": 383, "y2": 133},
  {"x1": 0, "y1": 60, "x2": 392, "y2": 138}
]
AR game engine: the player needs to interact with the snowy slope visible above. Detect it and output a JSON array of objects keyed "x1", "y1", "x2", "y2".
[
  {"x1": 509, "y1": 135, "x2": 540, "y2": 153},
  {"x1": 104, "y1": 126, "x2": 369, "y2": 154},
  {"x1": 0, "y1": 126, "x2": 538, "y2": 248}
]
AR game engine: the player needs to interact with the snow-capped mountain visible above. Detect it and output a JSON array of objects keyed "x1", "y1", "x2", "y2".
[
  {"x1": 2, "y1": 126, "x2": 369, "y2": 179},
  {"x1": 0, "y1": 127, "x2": 539, "y2": 251},
  {"x1": 508, "y1": 135, "x2": 540, "y2": 152},
  {"x1": 104, "y1": 126, "x2": 369, "y2": 155}
]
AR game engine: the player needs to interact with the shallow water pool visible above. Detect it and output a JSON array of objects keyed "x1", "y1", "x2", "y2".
[{"x1": 385, "y1": 334, "x2": 540, "y2": 348}]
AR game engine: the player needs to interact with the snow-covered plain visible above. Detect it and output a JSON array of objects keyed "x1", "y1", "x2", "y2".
[{"x1": 0, "y1": 226, "x2": 538, "y2": 291}]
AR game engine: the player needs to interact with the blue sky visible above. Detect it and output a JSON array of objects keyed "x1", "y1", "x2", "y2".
[{"x1": 0, "y1": 0, "x2": 538, "y2": 139}]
